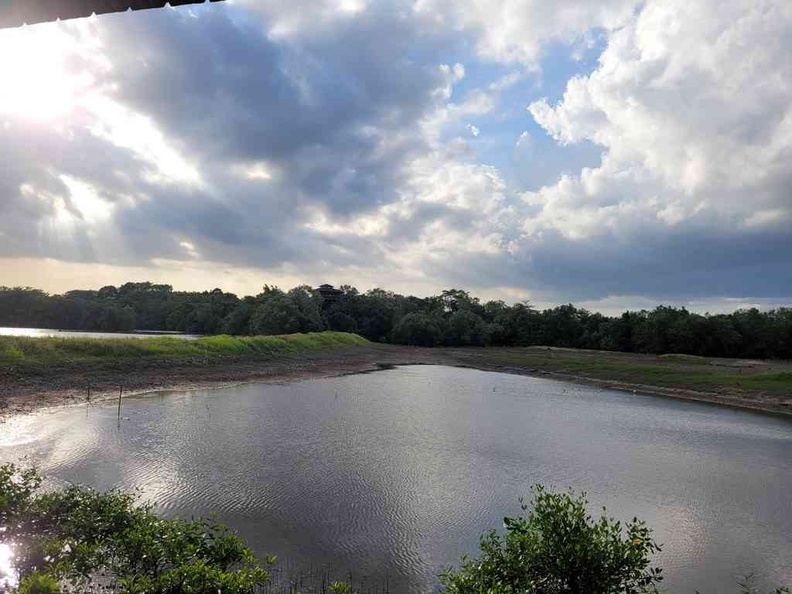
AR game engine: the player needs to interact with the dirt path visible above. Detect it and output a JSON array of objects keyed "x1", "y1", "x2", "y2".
[{"x1": 1, "y1": 344, "x2": 790, "y2": 419}]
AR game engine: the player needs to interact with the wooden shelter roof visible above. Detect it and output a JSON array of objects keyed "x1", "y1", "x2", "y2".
[{"x1": 0, "y1": 0, "x2": 224, "y2": 29}]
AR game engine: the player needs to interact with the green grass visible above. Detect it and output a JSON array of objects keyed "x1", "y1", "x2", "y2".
[
  {"x1": 0, "y1": 331, "x2": 369, "y2": 368},
  {"x1": 3, "y1": 334, "x2": 789, "y2": 400},
  {"x1": 658, "y1": 353, "x2": 709, "y2": 363},
  {"x1": 480, "y1": 350, "x2": 792, "y2": 396},
  {"x1": 736, "y1": 371, "x2": 792, "y2": 394}
]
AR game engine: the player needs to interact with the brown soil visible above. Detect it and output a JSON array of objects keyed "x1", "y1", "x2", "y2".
[{"x1": 1, "y1": 344, "x2": 790, "y2": 419}]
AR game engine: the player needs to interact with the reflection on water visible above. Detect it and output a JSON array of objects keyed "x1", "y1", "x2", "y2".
[
  {"x1": 0, "y1": 417, "x2": 38, "y2": 448},
  {"x1": 0, "y1": 327, "x2": 200, "y2": 340},
  {"x1": 1, "y1": 365, "x2": 790, "y2": 593},
  {"x1": 0, "y1": 543, "x2": 16, "y2": 589}
]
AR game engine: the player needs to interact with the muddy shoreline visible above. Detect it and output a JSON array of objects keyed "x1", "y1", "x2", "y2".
[{"x1": 1, "y1": 344, "x2": 790, "y2": 419}]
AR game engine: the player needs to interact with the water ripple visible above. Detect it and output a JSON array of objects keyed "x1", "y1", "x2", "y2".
[{"x1": 2, "y1": 365, "x2": 790, "y2": 594}]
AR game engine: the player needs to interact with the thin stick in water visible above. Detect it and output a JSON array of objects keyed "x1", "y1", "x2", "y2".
[{"x1": 117, "y1": 385, "x2": 123, "y2": 426}]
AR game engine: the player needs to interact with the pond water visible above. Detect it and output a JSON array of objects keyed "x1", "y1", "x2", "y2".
[
  {"x1": 1, "y1": 365, "x2": 790, "y2": 593},
  {"x1": 0, "y1": 327, "x2": 200, "y2": 339}
]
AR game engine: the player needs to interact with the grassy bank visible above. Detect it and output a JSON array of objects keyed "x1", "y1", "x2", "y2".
[
  {"x1": 1, "y1": 338, "x2": 789, "y2": 418},
  {"x1": 0, "y1": 331, "x2": 369, "y2": 368},
  {"x1": 458, "y1": 346, "x2": 792, "y2": 397}
]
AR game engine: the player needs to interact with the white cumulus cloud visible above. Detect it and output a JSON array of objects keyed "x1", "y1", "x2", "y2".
[
  {"x1": 523, "y1": 0, "x2": 792, "y2": 241},
  {"x1": 416, "y1": 0, "x2": 639, "y2": 66}
]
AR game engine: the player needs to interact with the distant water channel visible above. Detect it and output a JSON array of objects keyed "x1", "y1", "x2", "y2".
[
  {"x1": 0, "y1": 327, "x2": 200, "y2": 339},
  {"x1": 1, "y1": 366, "x2": 790, "y2": 593}
]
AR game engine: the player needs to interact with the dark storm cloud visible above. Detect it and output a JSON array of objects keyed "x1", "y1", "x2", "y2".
[
  {"x1": 526, "y1": 227, "x2": 792, "y2": 301},
  {"x1": 412, "y1": 213, "x2": 792, "y2": 303}
]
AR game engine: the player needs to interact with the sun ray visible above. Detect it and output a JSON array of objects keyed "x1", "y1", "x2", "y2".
[{"x1": 0, "y1": 21, "x2": 103, "y2": 122}]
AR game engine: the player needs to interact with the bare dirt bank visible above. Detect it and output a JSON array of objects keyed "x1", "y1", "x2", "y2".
[{"x1": 1, "y1": 344, "x2": 790, "y2": 419}]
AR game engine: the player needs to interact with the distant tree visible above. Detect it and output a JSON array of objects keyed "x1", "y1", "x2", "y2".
[
  {"x1": 0, "y1": 287, "x2": 51, "y2": 327},
  {"x1": 440, "y1": 289, "x2": 482, "y2": 315},
  {"x1": 221, "y1": 299, "x2": 255, "y2": 335},
  {"x1": 773, "y1": 308, "x2": 792, "y2": 359},
  {"x1": 347, "y1": 288, "x2": 399, "y2": 342},
  {"x1": 631, "y1": 306, "x2": 691, "y2": 354},
  {"x1": 2, "y1": 282, "x2": 791, "y2": 359},
  {"x1": 392, "y1": 313, "x2": 442, "y2": 347},
  {"x1": 542, "y1": 304, "x2": 586, "y2": 348},
  {"x1": 249, "y1": 289, "x2": 302, "y2": 335},
  {"x1": 326, "y1": 311, "x2": 359, "y2": 333},
  {"x1": 597, "y1": 320, "x2": 625, "y2": 352},
  {"x1": 732, "y1": 308, "x2": 775, "y2": 359},
  {"x1": 97, "y1": 285, "x2": 118, "y2": 299},
  {"x1": 287, "y1": 286, "x2": 325, "y2": 332},
  {"x1": 482, "y1": 300, "x2": 509, "y2": 323},
  {"x1": 117, "y1": 306, "x2": 137, "y2": 331},
  {"x1": 698, "y1": 315, "x2": 741, "y2": 357},
  {"x1": 504, "y1": 302, "x2": 542, "y2": 346},
  {"x1": 442, "y1": 310, "x2": 490, "y2": 346}
]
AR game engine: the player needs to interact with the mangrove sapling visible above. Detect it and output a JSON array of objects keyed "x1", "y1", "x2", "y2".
[
  {"x1": 441, "y1": 486, "x2": 664, "y2": 594},
  {"x1": 0, "y1": 463, "x2": 272, "y2": 593}
]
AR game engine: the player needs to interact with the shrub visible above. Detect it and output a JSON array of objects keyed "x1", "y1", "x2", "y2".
[
  {"x1": 16, "y1": 572, "x2": 60, "y2": 594},
  {"x1": 0, "y1": 464, "x2": 271, "y2": 594},
  {"x1": 441, "y1": 486, "x2": 663, "y2": 594}
]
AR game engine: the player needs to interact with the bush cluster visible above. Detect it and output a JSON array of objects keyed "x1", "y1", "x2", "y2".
[{"x1": 0, "y1": 464, "x2": 272, "y2": 593}]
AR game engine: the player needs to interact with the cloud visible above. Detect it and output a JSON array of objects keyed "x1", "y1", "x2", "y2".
[
  {"x1": 527, "y1": 0, "x2": 792, "y2": 229},
  {"x1": 0, "y1": 0, "x2": 790, "y2": 309},
  {"x1": 415, "y1": 0, "x2": 639, "y2": 66},
  {"x1": 0, "y1": 3, "x2": 459, "y2": 270},
  {"x1": 515, "y1": 0, "x2": 792, "y2": 299},
  {"x1": 0, "y1": 1, "x2": 519, "y2": 281}
]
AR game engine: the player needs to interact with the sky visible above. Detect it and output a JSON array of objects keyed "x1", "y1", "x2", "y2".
[{"x1": 0, "y1": 0, "x2": 790, "y2": 314}]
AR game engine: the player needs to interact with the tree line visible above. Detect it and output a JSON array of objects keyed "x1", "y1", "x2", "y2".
[{"x1": 1, "y1": 282, "x2": 790, "y2": 359}]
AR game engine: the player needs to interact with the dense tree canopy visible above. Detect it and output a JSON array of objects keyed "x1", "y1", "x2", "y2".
[{"x1": 0, "y1": 283, "x2": 790, "y2": 359}]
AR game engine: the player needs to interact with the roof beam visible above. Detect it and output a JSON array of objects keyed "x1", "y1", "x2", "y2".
[{"x1": 0, "y1": 0, "x2": 224, "y2": 29}]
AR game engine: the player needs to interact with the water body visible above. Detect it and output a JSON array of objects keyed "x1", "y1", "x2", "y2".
[
  {"x1": 1, "y1": 365, "x2": 790, "y2": 593},
  {"x1": 0, "y1": 327, "x2": 200, "y2": 339}
]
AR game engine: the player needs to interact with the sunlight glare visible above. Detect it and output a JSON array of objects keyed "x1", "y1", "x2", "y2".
[
  {"x1": 20, "y1": 177, "x2": 112, "y2": 227},
  {"x1": 59, "y1": 175, "x2": 114, "y2": 224},
  {"x1": 238, "y1": 161, "x2": 274, "y2": 181},
  {"x1": 336, "y1": 0, "x2": 367, "y2": 14},
  {"x1": 86, "y1": 96, "x2": 203, "y2": 187},
  {"x1": 0, "y1": 24, "x2": 97, "y2": 122},
  {"x1": 0, "y1": 543, "x2": 17, "y2": 589}
]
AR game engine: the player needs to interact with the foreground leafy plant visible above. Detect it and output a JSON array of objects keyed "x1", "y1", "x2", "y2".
[
  {"x1": 441, "y1": 486, "x2": 663, "y2": 594},
  {"x1": 0, "y1": 464, "x2": 271, "y2": 593},
  {"x1": 15, "y1": 572, "x2": 59, "y2": 594}
]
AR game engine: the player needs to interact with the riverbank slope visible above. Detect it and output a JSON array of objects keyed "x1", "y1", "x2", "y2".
[{"x1": 1, "y1": 334, "x2": 790, "y2": 417}]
